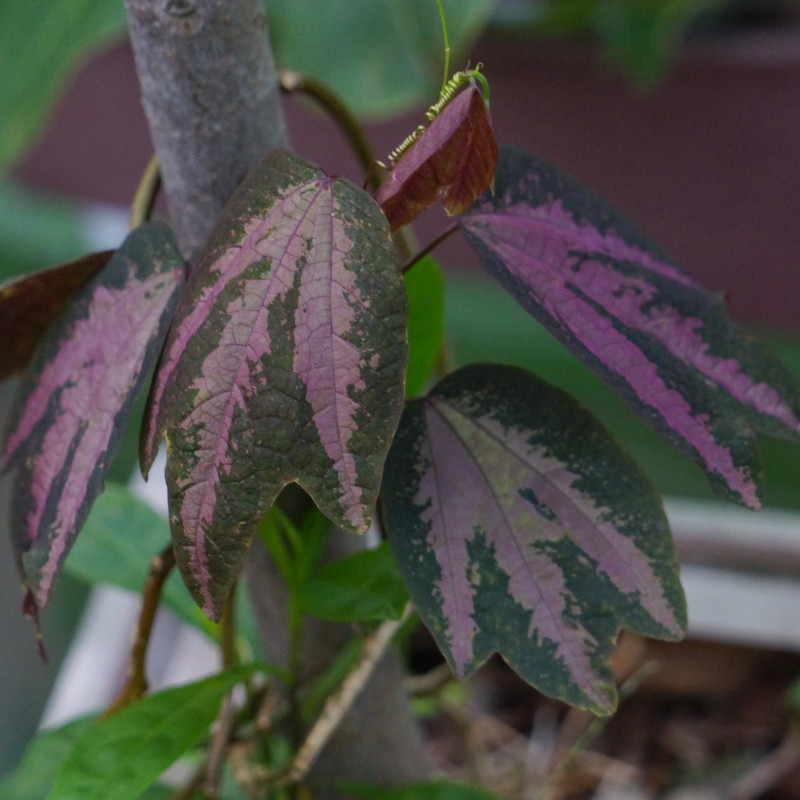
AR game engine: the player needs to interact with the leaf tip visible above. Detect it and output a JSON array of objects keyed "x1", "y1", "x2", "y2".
[{"x1": 22, "y1": 588, "x2": 49, "y2": 663}]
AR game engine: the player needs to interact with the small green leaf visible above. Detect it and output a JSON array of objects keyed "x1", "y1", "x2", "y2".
[
  {"x1": 298, "y1": 542, "x2": 409, "y2": 623},
  {"x1": 341, "y1": 779, "x2": 504, "y2": 800},
  {"x1": 0, "y1": 717, "x2": 94, "y2": 800},
  {"x1": 404, "y1": 255, "x2": 445, "y2": 397},
  {"x1": 258, "y1": 503, "x2": 331, "y2": 592},
  {"x1": 49, "y1": 665, "x2": 264, "y2": 800}
]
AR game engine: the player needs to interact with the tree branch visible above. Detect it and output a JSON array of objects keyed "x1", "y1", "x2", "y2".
[{"x1": 125, "y1": 0, "x2": 288, "y2": 257}]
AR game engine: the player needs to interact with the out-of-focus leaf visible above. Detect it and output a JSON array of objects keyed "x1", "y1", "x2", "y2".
[
  {"x1": 49, "y1": 665, "x2": 264, "y2": 800},
  {"x1": 0, "y1": 250, "x2": 112, "y2": 382},
  {"x1": 141, "y1": 150, "x2": 407, "y2": 620},
  {"x1": 65, "y1": 483, "x2": 216, "y2": 636},
  {"x1": 342, "y1": 779, "x2": 505, "y2": 800},
  {"x1": 376, "y1": 81, "x2": 498, "y2": 232},
  {"x1": 460, "y1": 145, "x2": 800, "y2": 511},
  {"x1": 0, "y1": 182, "x2": 91, "y2": 282},
  {"x1": 1, "y1": 223, "x2": 184, "y2": 609},
  {"x1": 300, "y1": 636, "x2": 362, "y2": 720},
  {"x1": 383, "y1": 364, "x2": 686, "y2": 713},
  {"x1": 298, "y1": 542, "x2": 408, "y2": 622},
  {"x1": 258, "y1": 503, "x2": 332, "y2": 592},
  {"x1": 267, "y1": 0, "x2": 496, "y2": 118},
  {"x1": 0, "y1": 717, "x2": 94, "y2": 800},
  {"x1": 0, "y1": 0, "x2": 127, "y2": 171},
  {"x1": 404, "y1": 255, "x2": 445, "y2": 397},
  {"x1": 490, "y1": 0, "x2": 729, "y2": 87}
]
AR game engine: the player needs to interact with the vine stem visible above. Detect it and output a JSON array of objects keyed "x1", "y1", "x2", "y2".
[
  {"x1": 437, "y1": 0, "x2": 451, "y2": 93},
  {"x1": 104, "y1": 544, "x2": 176, "y2": 716},
  {"x1": 401, "y1": 221, "x2": 459, "y2": 275},
  {"x1": 280, "y1": 70, "x2": 380, "y2": 190},
  {"x1": 129, "y1": 154, "x2": 161, "y2": 229},
  {"x1": 278, "y1": 603, "x2": 415, "y2": 788}
]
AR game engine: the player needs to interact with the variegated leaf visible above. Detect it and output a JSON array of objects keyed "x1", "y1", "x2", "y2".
[
  {"x1": 460, "y1": 145, "x2": 800, "y2": 510},
  {"x1": 1, "y1": 223, "x2": 184, "y2": 608},
  {"x1": 0, "y1": 250, "x2": 112, "y2": 382},
  {"x1": 141, "y1": 149, "x2": 407, "y2": 620},
  {"x1": 376, "y1": 80, "x2": 498, "y2": 232},
  {"x1": 382, "y1": 364, "x2": 686, "y2": 714}
]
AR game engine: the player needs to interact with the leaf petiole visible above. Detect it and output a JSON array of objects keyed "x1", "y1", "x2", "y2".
[{"x1": 129, "y1": 155, "x2": 161, "y2": 230}]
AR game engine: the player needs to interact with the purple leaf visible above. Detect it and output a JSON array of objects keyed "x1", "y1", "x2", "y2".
[
  {"x1": 460, "y1": 145, "x2": 800, "y2": 510},
  {"x1": 1, "y1": 223, "x2": 184, "y2": 609},
  {"x1": 141, "y1": 149, "x2": 407, "y2": 620},
  {"x1": 376, "y1": 80, "x2": 498, "y2": 232},
  {"x1": 0, "y1": 250, "x2": 112, "y2": 382},
  {"x1": 382, "y1": 364, "x2": 686, "y2": 714}
]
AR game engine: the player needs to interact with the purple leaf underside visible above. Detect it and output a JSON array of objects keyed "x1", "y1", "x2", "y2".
[
  {"x1": 383, "y1": 364, "x2": 686, "y2": 714},
  {"x1": 0, "y1": 250, "x2": 112, "y2": 382},
  {"x1": 376, "y1": 81, "x2": 498, "y2": 233},
  {"x1": 460, "y1": 145, "x2": 800, "y2": 510},
  {"x1": 1, "y1": 223, "x2": 184, "y2": 608},
  {"x1": 142, "y1": 149, "x2": 408, "y2": 620}
]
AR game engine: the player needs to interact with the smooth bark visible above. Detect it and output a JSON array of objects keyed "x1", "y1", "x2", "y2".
[{"x1": 125, "y1": 0, "x2": 287, "y2": 257}]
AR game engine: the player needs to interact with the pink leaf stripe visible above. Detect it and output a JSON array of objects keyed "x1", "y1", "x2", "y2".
[
  {"x1": 141, "y1": 150, "x2": 407, "y2": 619},
  {"x1": 0, "y1": 224, "x2": 184, "y2": 608},
  {"x1": 0, "y1": 249, "x2": 112, "y2": 381},
  {"x1": 460, "y1": 146, "x2": 800, "y2": 510},
  {"x1": 383, "y1": 365, "x2": 686, "y2": 714}
]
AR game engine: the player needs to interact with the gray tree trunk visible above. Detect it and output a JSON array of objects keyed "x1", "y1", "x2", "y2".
[{"x1": 124, "y1": 1, "x2": 433, "y2": 795}]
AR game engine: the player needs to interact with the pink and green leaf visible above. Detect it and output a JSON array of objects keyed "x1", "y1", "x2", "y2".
[
  {"x1": 382, "y1": 364, "x2": 686, "y2": 714},
  {"x1": 141, "y1": 149, "x2": 407, "y2": 620},
  {"x1": 460, "y1": 145, "x2": 800, "y2": 510},
  {"x1": 0, "y1": 250, "x2": 112, "y2": 382},
  {"x1": 1, "y1": 223, "x2": 184, "y2": 609},
  {"x1": 376, "y1": 80, "x2": 498, "y2": 232}
]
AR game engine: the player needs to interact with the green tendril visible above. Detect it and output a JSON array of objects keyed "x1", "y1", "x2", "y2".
[{"x1": 437, "y1": 0, "x2": 451, "y2": 94}]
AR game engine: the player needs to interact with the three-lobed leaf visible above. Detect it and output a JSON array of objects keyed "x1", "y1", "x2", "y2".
[
  {"x1": 1, "y1": 223, "x2": 184, "y2": 609},
  {"x1": 460, "y1": 145, "x2": 800, "y2": 510},
  {"x1": 382, "y1": 364, "x2": 686, "y2": 714},
  {"x1": 141, "y1": 149, "x2": 408, "y2": 620}
]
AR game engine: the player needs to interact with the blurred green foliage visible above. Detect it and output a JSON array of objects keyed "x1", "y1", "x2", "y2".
[{"x1": 491, "y1": 0, "x2": 740, "y2": 86}]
